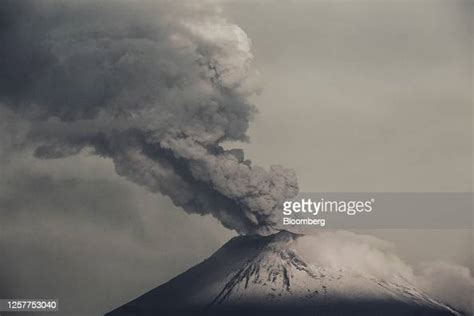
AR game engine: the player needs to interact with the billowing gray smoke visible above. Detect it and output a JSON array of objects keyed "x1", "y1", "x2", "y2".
[{"x1": 0, "y1": 0, "x2": 298, "y2": 234}]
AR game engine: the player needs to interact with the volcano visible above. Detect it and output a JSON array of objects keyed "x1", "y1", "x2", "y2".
[{"x1": 106, "y1": 230, "x2": 460, "y2": 316}]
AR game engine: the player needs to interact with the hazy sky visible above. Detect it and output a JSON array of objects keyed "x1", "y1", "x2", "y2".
[
  {"x1": 223, "y1": 0, "x2": 472, "y2": 192},
  {"x1": 0, "y1": 1, "x2": 471, "y2": 315}
]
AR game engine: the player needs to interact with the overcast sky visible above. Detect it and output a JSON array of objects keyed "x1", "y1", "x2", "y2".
[
  {"x1": 0, "y1": 1, "x2": 471, "y2": 315},
  {"x1": 223, "y1": 0, "x2": 472, "y2": 192}
]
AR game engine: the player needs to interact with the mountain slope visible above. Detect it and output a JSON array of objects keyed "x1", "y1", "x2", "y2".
[{"x1": 106, "y1": 231, "x2": 460, "y2": 316}]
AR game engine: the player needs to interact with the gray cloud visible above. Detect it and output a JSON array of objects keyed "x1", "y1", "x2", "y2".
[
  {"x1": 416, "y1": 261, "x2": 474, "y2": 315},
  {"x1": 0, "y1": 0, "x2": 298, "y2": 234},
  {"x1": 295, "y1": 231, "x2": 473, "y2": 315}
]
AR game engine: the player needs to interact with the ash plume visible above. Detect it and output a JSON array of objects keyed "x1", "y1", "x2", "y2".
[{"x1": 0, "y1": 0, "x2": 298, "y2": 234}]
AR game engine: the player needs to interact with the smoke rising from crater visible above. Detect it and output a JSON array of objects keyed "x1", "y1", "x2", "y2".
[{"x1": 0, "y1": 0, "x2": 298, "y2": 234}]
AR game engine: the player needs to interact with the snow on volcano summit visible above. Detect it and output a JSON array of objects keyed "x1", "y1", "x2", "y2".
[{"x1": 106, "y1": 230, "x2": 460, "y2": 316}]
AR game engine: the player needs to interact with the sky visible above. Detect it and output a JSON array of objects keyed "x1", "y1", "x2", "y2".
[
  {"x1": 223, "y1": 0, "x2": 472, "y2": 192},
  {"x1": 0, "y1": 1, "x2": 471, "y2": 315}
]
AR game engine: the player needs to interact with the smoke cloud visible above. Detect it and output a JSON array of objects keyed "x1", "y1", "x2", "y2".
[
  {"x1": 0, "y1": 0, "x2": 298, "y2": 234},
  {"x1": 416, "y1": 261, "x2": 474, "y2": 315},
  {"x1": 295, "y1": 231, "x2": 473, "y2": 315}
]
